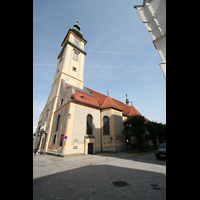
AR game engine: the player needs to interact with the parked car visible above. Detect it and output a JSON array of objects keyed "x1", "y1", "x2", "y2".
[{"x1": 155, "y1": 143, "x2": 166, "y2": 160}]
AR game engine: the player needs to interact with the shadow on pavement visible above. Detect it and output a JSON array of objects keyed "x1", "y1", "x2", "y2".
[
  {"x1": 33, "y1": 164, "x2": 166, "y2": 200},
  {"x1": 94, "y1": 151, "x2": 166, "y2": 166}
]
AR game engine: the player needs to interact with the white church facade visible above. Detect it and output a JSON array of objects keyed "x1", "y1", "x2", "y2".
[{"x1": 33, "y1": 21, "x2": 148, "y2": 156}]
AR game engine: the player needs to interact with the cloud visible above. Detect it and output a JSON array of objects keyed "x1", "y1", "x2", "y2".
[
  {"x1": 33, "y1": 16, "x2": 48, "y2": 22},
  {"x1": 33, "y1": 64, "x2": 55, "y2": 85},
  {"x1": 88, "y1": 24, "x2": 125, "y2": 51},
  {"x1": 33, "y1": 64, "x2": 55, "y2": 66},
  {"x1": 33, "y1": 98, "x2": 47, "y2": 123},
  {"x1": 86, "y1": 64, "x2": 158, "y2": 69},
  {"x1": 87, "y1": 50, "x2": 159, "y2": 56}
]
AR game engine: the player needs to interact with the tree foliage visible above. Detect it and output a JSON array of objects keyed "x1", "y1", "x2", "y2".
[
  {"x1": 146, "y1": 121, "x2": 166, "y2": 148},
  {"x1": 123, "y1": 115, "x2": 146, "y2": 151},
  {"x1": 123, "y1": 115, "x2": 166, "y2": 151}
]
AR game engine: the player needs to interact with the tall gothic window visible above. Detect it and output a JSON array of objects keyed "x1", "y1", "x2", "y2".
[
  {"x1": 103, "y1": 116, "x2": 110, "y2": 135},
  {"x1": 37, "y1": 126, "x2": 41, "y2": 136},
  {"x1": 55, "y1": 114, "x2": 60, "y2": 132},
  {"x1": 53, "y1": 134, "x2": 56, "y2": 144},
  {"x1": 87, "y1": 114, "x2": 93, "y2": 135}
]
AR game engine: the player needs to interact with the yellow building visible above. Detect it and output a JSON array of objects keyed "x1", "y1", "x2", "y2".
[{"x1": 33, "y1": 21, "x2": 146, "y2": 156}]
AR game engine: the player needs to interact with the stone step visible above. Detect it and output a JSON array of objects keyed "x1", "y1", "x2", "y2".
[{"x1": 46, "y1": 149, "x2": 63, "y2": 157}]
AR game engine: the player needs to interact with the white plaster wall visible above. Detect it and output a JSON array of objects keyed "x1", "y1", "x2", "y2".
[
  {"x1": 135, "y1": 0, "x2": 166, "y2": 78},
  {"x1": 71, "y1": 104, "x2": 101, "y2": 145}
]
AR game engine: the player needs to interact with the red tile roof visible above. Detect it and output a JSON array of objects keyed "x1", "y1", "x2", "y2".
[
  {"x1": 73, "y1": 87, "x2": 149, "y2": 119},
  {"x1": 86, "y1": 88, "x2": 107, "y2": 101},
  {"x1": 73, "y1": 89, "x2": 100, "y2": 108},
  {"x1": 99, "y1": 96, "x2": 122, "y2": 111},
  {"x1": 123, "y1": 105, "x2": 142, "y2": 116}
]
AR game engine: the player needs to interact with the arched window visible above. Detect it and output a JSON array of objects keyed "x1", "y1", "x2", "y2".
[
  {"x1": 60, "y1": 134, "x2": 64, "y2": 146},
  {"x1": 37, "y1": 126, "x2": 41, "y2": 136},
  {"x1": 44, "y1": 133, "x2": 47, "y2": 146},
  {"x1": 60, "y1": 99, "x2": 63, "y2": 106},
  {"x1": 103, "y1": 116, "x2": 110, "y2": 135},
  {"x1": 87, "y1": 114, "x2": 93, "y2": 135},
  {"x1": 53, "y1": 134, "x2": 56, "y2": 144},
  {"x1": 55, "y1": 114, "x2": 60, "y2": 132},
  {"x1": 46, "y1": 109, "x2": 50, "y2": 121}
]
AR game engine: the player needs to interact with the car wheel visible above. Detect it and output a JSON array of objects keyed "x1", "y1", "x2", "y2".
[{"x1": 156, "y1": 155, "x2": 160, "y2": 160}]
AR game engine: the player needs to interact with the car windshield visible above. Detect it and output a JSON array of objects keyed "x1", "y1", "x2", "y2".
[{"x1": 159, "y1": 143, "x2": 166, "y2": 149}]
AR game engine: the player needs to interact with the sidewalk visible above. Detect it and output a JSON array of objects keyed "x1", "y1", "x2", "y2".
[
  {"x1": 33, "y1": 152, "x2": 166, "y2": 200},
  {"x1": 33, "y1": 150, "x2": 157, "y2": 180}
]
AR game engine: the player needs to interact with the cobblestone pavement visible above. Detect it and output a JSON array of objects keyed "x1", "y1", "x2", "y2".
[{"x1": 33, "y1": 152, "x2": 166, "y2": 200}]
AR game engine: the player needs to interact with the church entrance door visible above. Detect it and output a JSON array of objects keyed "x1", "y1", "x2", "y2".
[
  {"x1": 84, "y1": 136, "x2": 95, "y2": 155},
  {"x1": 88, "y1": 143, "x2": 93, "y2": 154}
]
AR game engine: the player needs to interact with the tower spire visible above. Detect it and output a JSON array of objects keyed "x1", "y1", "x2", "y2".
[{"x1": 126, "y1": 94, "x2": 129, "y2": 105}]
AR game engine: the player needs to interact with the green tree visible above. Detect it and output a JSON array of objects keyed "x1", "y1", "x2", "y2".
[
  {"x1": 156, "y1": 122, "x2": 166, "y2": 143},
  {"x1": 146, "y1": 121, "x2": 158, "y2": 149},
  {"x1": 145, "y1": 121, "x2": 166, "y2": 149},
  {"x1": 123, "y1": 115, "x2": 146, "y2": 151}
]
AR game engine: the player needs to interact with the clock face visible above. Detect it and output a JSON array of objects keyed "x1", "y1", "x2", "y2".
[{"x1": 74, "y1": 38, "x2": 80, "y2": 46}]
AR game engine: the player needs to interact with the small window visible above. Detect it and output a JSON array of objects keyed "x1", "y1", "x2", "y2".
[
  {"x1": 73, "y1": 50, "x2": 79, "y2": 61},
  {"x1": 53, "y1": 134, "x2": 56, "y2": 144},
  {"x1": 60, "y1": 99, "x2": 63, "y2": 106},
  {"x1": 59, "y1": 56, "x2": 62, "y2": 63},
  {"x1": 81, "y1": 96, "x2": 85, "y2": 99},
  {"x1": 90, "y1": 91, "x2": 93, "y2": 95},
  {"x1": 55, "y1": 114, "x2": 60, "y2": 132},
  {"x1": 72, "y1": 67, "x2": 77, "y2": 71},
  {"x1": 57, "y1": 69, "x2": 59, "y2": 74}
]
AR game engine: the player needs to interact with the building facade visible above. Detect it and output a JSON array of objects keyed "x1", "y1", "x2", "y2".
[
  {"x1": 134, "y1": 0, "x2": 166, "y2": 79},
  {"x1": 33, "y1": 21, "x2": 148, "y2": 156}
]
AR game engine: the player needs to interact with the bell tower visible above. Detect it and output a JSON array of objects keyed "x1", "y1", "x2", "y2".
[{"x1": 53, "y1": 20, "x2": 87, "y2": 89}]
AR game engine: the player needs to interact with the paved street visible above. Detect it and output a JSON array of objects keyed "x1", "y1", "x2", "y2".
[{"x1": 33, "y1": 152, "x2": 166, "y2": 200}]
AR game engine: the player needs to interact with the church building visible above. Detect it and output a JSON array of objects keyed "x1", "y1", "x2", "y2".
[{"x1": 33, "y1": 21, "x2": 147, "y2": 156}]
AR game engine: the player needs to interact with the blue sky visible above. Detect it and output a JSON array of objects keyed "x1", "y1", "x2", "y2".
[{"x1": 33, "y1": 0, "x2": 166, "y2": 124}]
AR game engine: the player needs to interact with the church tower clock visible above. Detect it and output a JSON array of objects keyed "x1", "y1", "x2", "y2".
[{"x1": 53, "y1": 20, "x2": 87, "y2": 90}]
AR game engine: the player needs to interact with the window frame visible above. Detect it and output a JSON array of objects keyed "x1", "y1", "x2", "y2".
[
  {"x1": 53, "y1": 134, "x2": 56, "y2": 144},
  {"x1": 86, "y1": 114, "x2": 93, "y2": 135},
  {"x1": 103, "y1": 116, "x2": 110, "y2": 135},
  {"x1": 73, "y1": 50, "x2": 79, "y2": 61},
  {"x1": 55, "y1": 114, "x2": 60, "y2": 132},
  {"x1": 72, "y1": 66, "x2": 77, "y2": 71}
]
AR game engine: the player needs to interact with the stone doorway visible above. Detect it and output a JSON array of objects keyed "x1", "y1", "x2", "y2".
[
  {"x1": 84, "y1": 135, "x2": 95, "y2": 155},
  {"x1": 88, "y1": 143, "x2": 93, "y2": 154}
]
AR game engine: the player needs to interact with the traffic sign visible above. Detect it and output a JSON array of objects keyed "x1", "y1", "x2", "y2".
[
  {"x1": 64, "y1": 136, "x2": 67, "y2": 139},
  {"x1": 61, "y1": 137, "x2": 64, "y2": 141},
  {"x1": 117, "y1": 137, "x2": 119, "y2": 140}
]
